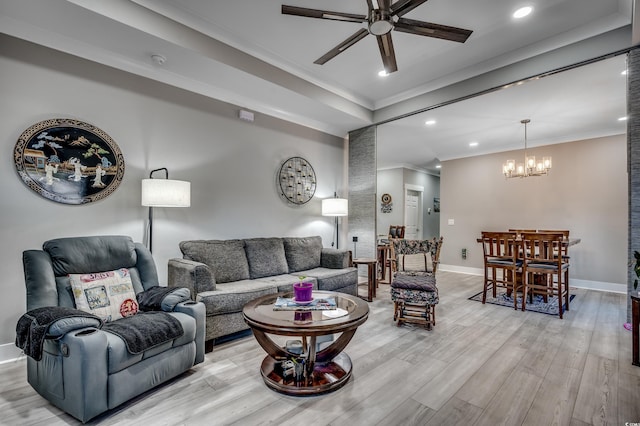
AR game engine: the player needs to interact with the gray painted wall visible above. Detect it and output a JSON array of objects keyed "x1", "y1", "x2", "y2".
[
  {"x1": 440, "y1": 134, "x2": 627, "y2": 288},
  {"x1": 377, "y1": 168, "x2": 440, "y2": 240},
  {"x1": 0, "y1": 35, "x2": 346, "y2": 354},
  {"x1": 403, "y1": 168, "x2": 440, "y2": 239}
]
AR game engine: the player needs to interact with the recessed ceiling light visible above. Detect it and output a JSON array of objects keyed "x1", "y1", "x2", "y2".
[
  {"x1": 618, "y1": 116, "x2": 628, "y2": 121},
  {"x1": 469, "y1": 142, "x2": 479, "y2": 147},
  {"x1": 435, "y1": 165, "x2": 441, "y2": 169},
  {"x1": 378, "y1": 70, "x2": 389, "y2": 77},
  {"x1": 513, "y1": 6, "x2": 533, "y2": 19},
  {"x1": 425, "y1": 120, "x2": 436, "y2": 126}
]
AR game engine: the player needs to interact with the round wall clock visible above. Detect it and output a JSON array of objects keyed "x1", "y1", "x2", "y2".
[
  {"x1": 14, "y1": 118, "x2": 125, "y2": 205},
  {"x1": 278, "y1": 156, "x2": 317, "y2": 205},
  {"x1": 381, "y1": 193, "x2": 392, "y2": 205}
]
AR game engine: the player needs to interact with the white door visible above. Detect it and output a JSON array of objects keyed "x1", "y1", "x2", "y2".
[{"x1": 404, "y1": 190, "x2": 420, "y2": 239}]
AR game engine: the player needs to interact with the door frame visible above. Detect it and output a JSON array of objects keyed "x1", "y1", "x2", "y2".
[{"x1": 404, "y1": 183, "x2": 424, "y2": 239}]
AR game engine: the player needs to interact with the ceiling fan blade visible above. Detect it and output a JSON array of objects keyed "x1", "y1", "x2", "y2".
[
  {"x1": 395, "y1": 17, "x2": 472, "y2": 43},
  {"x1": 390, "y1": 0, "x2": 430, "y2": 17},
  {"x1": 314, "y1": 28, "x2": 369, "y2": 65},
  {"x1": 376, "y1": 33, "x2": 398, "y2": 73},
  {"x1": 282, "y1": 5, "x2": 367, "y2": 24}
]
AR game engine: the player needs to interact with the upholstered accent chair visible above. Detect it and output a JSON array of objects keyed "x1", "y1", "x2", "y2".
[
  {"x1": 390, "y1": 237, "x2": 443, "y2": 330},
  {"x1": 19, "y1": 236, "x2": 205, "y2": 423}
]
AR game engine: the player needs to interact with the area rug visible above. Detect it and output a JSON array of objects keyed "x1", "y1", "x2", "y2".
[{"x1": 468, "y1": 290, "x2": 575, "y2": 315}]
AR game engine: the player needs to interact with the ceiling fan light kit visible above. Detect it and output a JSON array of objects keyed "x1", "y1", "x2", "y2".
[
  {"x1": 282, "y1": 0, "x2": 473, "y2": 74},
  {"x1": 369, "y1": 9, "x2": 394, "y2": 35}
]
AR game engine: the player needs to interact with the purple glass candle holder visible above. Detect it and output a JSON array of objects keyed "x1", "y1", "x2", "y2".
[{"x1": 293, "y1": 282, "x2": 313, "y2": 302}]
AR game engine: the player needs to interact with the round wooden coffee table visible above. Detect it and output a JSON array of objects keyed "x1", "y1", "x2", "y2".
[{"x1": 243, "y1": 290, "x2": 369, "y2": 395}]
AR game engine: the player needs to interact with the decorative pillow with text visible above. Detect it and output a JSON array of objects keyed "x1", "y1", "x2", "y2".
[{"x1": 69, "y1": 268, "x2": 139, "y2": 321}]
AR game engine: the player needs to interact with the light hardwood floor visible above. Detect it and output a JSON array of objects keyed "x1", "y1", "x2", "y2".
[{"x1": 2, "y1": 271, "x2": 639, "y2": 425}]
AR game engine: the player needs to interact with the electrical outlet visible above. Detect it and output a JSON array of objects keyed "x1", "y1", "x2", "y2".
[
  {"x1": 352, "y1": 236, "x2": 358, "y2": 242},
  {"x1": 461, "y1": 248, "x2": 467, "y2": 259}
]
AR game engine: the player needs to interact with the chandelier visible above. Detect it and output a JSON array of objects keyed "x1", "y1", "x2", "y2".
[{"x1": 502, "y1": 119, "x2": 552, "y2": 178}]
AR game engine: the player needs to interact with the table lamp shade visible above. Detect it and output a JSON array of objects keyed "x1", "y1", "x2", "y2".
[
  {"x1": 322, "y1": 198, "x2": 348, "y2": 216},
  {"x1": 141, "y1": 179, "x2": 191, "y2": 207}
]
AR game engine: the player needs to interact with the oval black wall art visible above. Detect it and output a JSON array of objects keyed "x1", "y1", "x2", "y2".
[{"x1": 14, "y1": 118, "x2": 125, "y2": 205}]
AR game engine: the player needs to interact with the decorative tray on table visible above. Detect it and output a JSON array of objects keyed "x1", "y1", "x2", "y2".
[{"x1": 273, "y1": 297, "x2": 337, "y2": 311}]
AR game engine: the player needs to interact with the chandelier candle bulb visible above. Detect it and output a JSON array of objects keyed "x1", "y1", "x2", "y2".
[{"x1": 527, "y1": 155, "x2": 536, "y2": 170}]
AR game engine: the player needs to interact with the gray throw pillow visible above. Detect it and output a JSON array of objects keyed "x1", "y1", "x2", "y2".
[
  {"x1": 244, "y1": 238, "x2": 289, "y2": 279},
  {"x1": 283, "y1": 236, "x2": 322, "y2": 272},
  {"x1": 179, "y1": 240, "x2": 250, "y2": 284}
]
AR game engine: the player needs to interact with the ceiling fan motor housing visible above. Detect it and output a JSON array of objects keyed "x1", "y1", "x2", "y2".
[{"x1": 369, "y1": 9, "x2": 394, "y2": 35}]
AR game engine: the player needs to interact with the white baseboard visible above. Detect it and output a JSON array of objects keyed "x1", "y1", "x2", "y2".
[
  {"x1": 570, "y1": 279, "x2": 627, "y2": 294},
  {"x1": 439, "y1": 264, "x2": 627, "y2": 294},
  {"x1": 439, "y1": 264, "x2": 483, "y2": 276},
  {"x1": 0, "y1": 343, "x2": 25, "y2": 365}
]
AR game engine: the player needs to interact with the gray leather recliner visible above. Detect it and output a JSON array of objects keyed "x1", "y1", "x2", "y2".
[{"x1": 20, "y1": 236, "x2": 205, "y2": 423}]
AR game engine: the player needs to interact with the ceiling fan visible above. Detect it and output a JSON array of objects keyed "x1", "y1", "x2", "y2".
[{"x1": 282, "y1": 0, "x2": 473, "y2": 74}]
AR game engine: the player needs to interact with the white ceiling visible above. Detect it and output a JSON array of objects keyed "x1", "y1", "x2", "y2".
[
  {"x1": 0, "y1": 0, "x2": 634, "y2": 173},
  {"x1": 377, "y1": 54, "x2": 629, "y2": 171}
]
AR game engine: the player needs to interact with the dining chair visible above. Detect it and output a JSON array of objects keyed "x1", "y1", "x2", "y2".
[
  {"x1": 480, "y1": 231, "x2": 522, "y2": 309},
  {"x1": 536, "y1": 229, "x2": 571, "y2": 288},
  {"x1": 388, "y1": 225, "x2": 406, "y2": 239},
  {"x1": 520, "y1": 232, "x2": 570, "y2": 318},
  {"x1": 508, "y1": 228, "x2": 536, "y2": 238}
]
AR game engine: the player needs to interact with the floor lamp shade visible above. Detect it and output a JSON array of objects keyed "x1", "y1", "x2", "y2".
[
  {"x1": 322, "y1": 198, "x2": 348, "y2": 216},
  {"x1": 141, "y1": 172, "x2": 190, "y2": 254},
  {"x1": 322, "y1": 196, "x2": 348, "y2": 248},
  {"x1": 141, "y1": 179, "x2": 191, "y2": 207}
]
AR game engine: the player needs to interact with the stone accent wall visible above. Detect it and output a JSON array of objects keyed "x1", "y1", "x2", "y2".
[
  {"x1": 629, "y1": 50, "x2": 640, "y2": 322},
  {"x1": 348, "y1": 126, "x2": 377, "y2": 261}
]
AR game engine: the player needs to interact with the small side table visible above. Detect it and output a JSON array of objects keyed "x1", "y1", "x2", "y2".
[
  {"x1": 352, "y1": 258, "x2": 377, "y2": 302},
  {"x1": 632, "y1": 295, "x2": 640, "y2": 366}
]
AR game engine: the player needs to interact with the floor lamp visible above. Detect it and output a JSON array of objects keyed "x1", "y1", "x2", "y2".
[
  {"x1": 141, "y1": 168, "x2": 191, "y2": 253},
  {"x1": 322, "y1": 192, "x2": 348, "y2": 248}
]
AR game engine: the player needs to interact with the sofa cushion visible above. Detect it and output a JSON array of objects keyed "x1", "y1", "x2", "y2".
[
  {"x1": 105, "y1": 311, "x2": 196, "y2": 373},
  {"x1": 283, "y1": 236, "x2": 322, "y2": 272},
  {"x1": 44, "y1": 236, "x2": 137, "y2": 277},
  {"x1": 321, "y1": 248, "x2": 350, "y2": 269},
  {"x1": 253, "y1": 275, "x2": 319, "y2": 293},
  {"x1": 196, "y1": 280, "x2": 278, "y2": 316},
  {"x1": 180, "y1": 240, "x2": 250, "y2": 284},
  {"x1": 298, "y1": 267, "x2": 358, "y2": 294},
  {"x1": 244, "y1": 238, "x2": 289, "y2": 279}
]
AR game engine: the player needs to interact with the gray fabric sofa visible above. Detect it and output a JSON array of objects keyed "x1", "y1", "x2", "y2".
[
  {"x1": 168, "y1": 236, "x2": 357, "y2": 349},
  {"x1": 21, "y1": 236, "x2": 205, "y2": 423}
]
